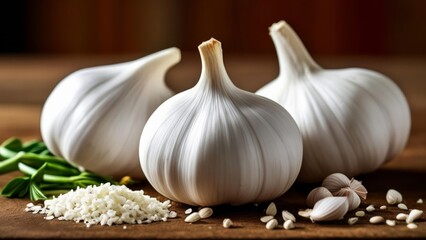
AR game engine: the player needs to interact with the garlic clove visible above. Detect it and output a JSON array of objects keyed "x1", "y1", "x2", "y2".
[
  {"x1": 223, "y1": 218, "x2": 233, "y2": 228},
  {"x1": 347, "y1": 217, "x2": 358, "y2": 225},
  {"x1": 257, "y1": 20, "x2": 411, "y2": 183},
  {"x1": 355, "y1": 211, "x2": 365, "y2": 217},
  {"x1": 41, "y1": 48, "x2": 180, "y2": 178},
  {"x1": 283, "y1": 219, "x2": 295, "y2": 230},
  {"x1": 406, "y1": 209, "x2": 423, "y2": 223},
  {"x1": 322, "y1": 173, "x2": 351, "y2": 194},
  {"x1": 260, "y1": 216, "x2": 274, "y2": 223},
  {"x1": 339, "y1": 189, "x2": 361, "y2": 211},
  {"x1": 266, "y1": 202, "x2": 277, "y2": 216},
  {"x1": 386, "y1": 189, "x2": 403, "y2": 205},
  {"x1": 306, "y1": 187, "x2": 333, "y2": 208},
  {"x1": 369, "y1": 216, "x2": 385, "y2": 224},
  {"x1": 349, "y1": 178, "x2": 368, "y2": 200},
  {"x1": 282, "y1": 210, "x2": 296, "y2": 222},
  {"x1": 139, "y1": 38, "x2": 303, "y2": 206},
  {"x1": 310, "y1": 196, "x2": 349, "y2": 222},
  {"x1": 298, "y1": 209, "x2": 312, "y2": 218},
  {"x1": 265, "y1": 219, "x2": 278, "y2": 230},
  {"x1": 396, "y1": 213, "x2": 408, "y2": 221}
]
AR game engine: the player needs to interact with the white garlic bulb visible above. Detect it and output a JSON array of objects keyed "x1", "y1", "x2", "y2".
[
  {"x1": 41, "y1": 48, "x2": 181, "y2": 178},
  {"x1": 256, "y1": 20, "x2": 411, "y2": 182},
  {"x1": 322, "y1": 173, "x2": 367, "y2": 203},
  {"x1": 310, "y1": 196, "x2": 349, "y2": 222},
  {"x1": 139, "y1": 38, "x2": 303, "y2": 206}
]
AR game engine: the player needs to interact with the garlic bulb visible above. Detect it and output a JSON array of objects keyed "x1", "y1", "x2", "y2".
[
  {"x1": 139, "y1": 38, "x2": 303, "y2": 206},
  {"x1": 321, "y1": 173, "x2": 365, "y2": 210},
  {"x1": 256, "y1": 20, "x2": 411, "y2": 182},
  {"x1": 310, "y1": 196, "x2": 349, "y2": 222},
  {"x1": 41, "y1": 48, "x2": 180, "y2": 178}
]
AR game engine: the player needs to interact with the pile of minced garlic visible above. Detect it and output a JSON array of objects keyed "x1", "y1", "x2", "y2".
[{"x1": 25, "y1": 183, "x2": 177, "y2": 227}]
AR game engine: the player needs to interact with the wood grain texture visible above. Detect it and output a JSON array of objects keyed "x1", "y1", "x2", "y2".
[{"x1": 0, "y1": 56, "x2": 425, "y2": 239}]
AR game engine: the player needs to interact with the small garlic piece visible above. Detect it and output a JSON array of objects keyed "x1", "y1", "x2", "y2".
[
  {"x1": 380, "y1": 205, "x2": 387, "y2": 210},
  {"x1": 282, "y1": 210, "x2": 296, "y2": 222},
  {"x1": 310, "y1": 197, "x2": 349, "y2": 222},
  {"x1": 260, "y1": 216, "x2": 274, "y2": 223},
  {"x1": 223, "y1": 218, "x2": 233, "y2": 228},
  {"x1": 199, "y1": 207, "x2": 213, "y2": 219},
  {"x1": 266, "y1": 202, "x2": 277, "y2": 216},
  {"x1": 406, "y1": 209, "x2": 423, "y2": 223},
  {"x1": 355, "y1": 211, "x2": 365, "y2": 217},
  {"x1": 386, "y1": 219, "x2": 396, "y2": 226},
  {"x1": 298, "y1": 209, "x2": 312, "y2": 218},
  {"x1": 417, "y1": 198, "x2": 423, "y2": 204},
  {"x1": 386, "y1": 189, "x2": 403, "y2": 205},
  {"x1": 369, "y1": 216, "x2": 385, "y2": 224},
  {"x1": 283, "y1": 219, "x2": 295, "y2": 230},
  {"x1": 257, "y1": 20, "x2": 410, "y2": 183},
  {"x1": 398, "y1": 203, "x2": 408, "y2": 210},
  {"x1": 407, "y1": 223, "x2": 418, "y2": 229},
  {"x1": 347, "y1": 217, "x2": 358, "y2": 225},
  {"x1": 396, "y1": 213, "x2": 408, "y2": 221},
  {"x1": 366, "y1": 205, "x2": 375, "y2": 212},
  {"x1": 185, "y1": 208, "x2": 193, "y2": 215},
  {"x1": 41, "y1": 48, "x2": 180, "y2": 178},
  {"x1": 265, "y1": 219, "x2": 278, "y2": 230},
  {"x1": 185, "y1": 212, "x2": 201, "y2": 223},
  {"x1": 307, "y1": 187, "x2": 333, "y2": 208},
  {"x1": 139, "y1": 38, "x2": 303, "y2": 206}
]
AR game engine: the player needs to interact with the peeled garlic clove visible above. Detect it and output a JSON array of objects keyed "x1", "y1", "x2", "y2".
[
  {"x1": 396, "y1": 213, "x2": 408, "y2": 221},
  {"x1": 223, "y1": 218, "x2": 233, "y2": 228},
  {"x1": 310, "y1": 197, "x2": 349, "y2": 222},
  {"x1": 306, "y1": 187, "x2": 333, "y2": 208},
  {"x1": 139, "y1": 38, "x2": 303, "y2": 206},
  {"x1": 199, "y1": 207, "x2": 213, "y2": 219},
  {"x1": 257, "y1": 20, "x2": 411, "y2": 183},
  {"x1": 265, "y1": 219, "x2": 278, "y2": 230},
  {"x1": 282, "y1": 210, "x2": 296, "y2": 222},
  {"x1": 322, "y1": 173, "x2": 351, "y2": 194},
  {"x1": 283, "y1": 219, "x2": 295, "y2": 230},
  {"x1": 266, "y1": 202, "x2": 277, "y2": 216},
  {"x1": 41, "y1": 48, "x2": 180, "y2": 178},
  {"x1": 386, "y1": 189, "x2": 403, "y2": 205},
  {"x1": 406, "y1": 209, "x2": 423, "y2": 223}
]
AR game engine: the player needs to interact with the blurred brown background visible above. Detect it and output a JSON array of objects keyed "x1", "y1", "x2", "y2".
[{"x1": 1, "y1": 0, "x2": 426, "y2": 56}]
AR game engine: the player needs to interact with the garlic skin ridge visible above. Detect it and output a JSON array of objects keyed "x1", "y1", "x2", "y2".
[
  {"x1": 41, "y1": 48, "x2": 181, "y2": 178},
  {"x1": 139, "y1": 38, "x2": 303, "y2": 206},
  {"x1": 256, "y1": 20, "x2": 411, "y2": 183}
]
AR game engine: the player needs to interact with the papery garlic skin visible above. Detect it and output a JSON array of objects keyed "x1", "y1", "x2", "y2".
[
  {"x1": 139, "y1": 38, "x2": 303, "y2": 206},
  {"x1": 41, "y1": 48, "x2": 180, "y2": 178},
  {"x1": 257, "y1": 20, "x2": 411, "y2": 182}
]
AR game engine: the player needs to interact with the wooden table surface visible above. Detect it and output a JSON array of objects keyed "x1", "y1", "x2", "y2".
[{"x1": 0, "y1": 54, "x2": 425, "y2": 239}]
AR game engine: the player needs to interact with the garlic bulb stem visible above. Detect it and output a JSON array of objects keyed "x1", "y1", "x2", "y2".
[
  {"x1": 196, "y1": 39, "x2": 235, "y2": 91},
  {"x1": 269, "y1": 21, "x2": 320, "y2": 79}
]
